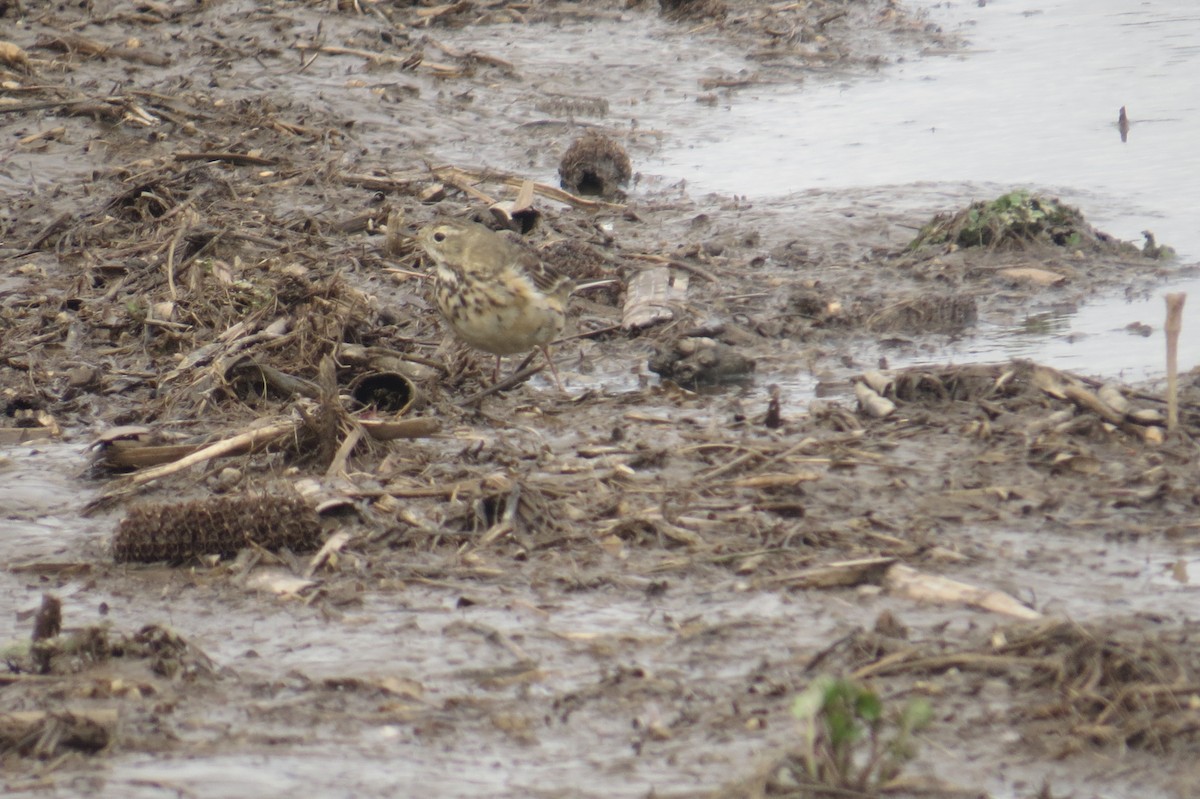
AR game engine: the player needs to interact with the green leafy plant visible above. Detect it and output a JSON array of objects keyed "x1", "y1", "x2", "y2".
[
  {"x1": 907, "y1": 189, "x2": 1086, "y2": 251},
  {"x1": 786, "y1": 676, "x2": 933, "y2": 795}
]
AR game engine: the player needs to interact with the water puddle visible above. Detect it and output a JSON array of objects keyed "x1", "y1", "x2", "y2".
[{"x1": 963, "y1": 527, "x2": 1200, "y2": 620}]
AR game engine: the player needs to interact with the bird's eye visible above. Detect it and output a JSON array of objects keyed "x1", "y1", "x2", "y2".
[{"x1": 433, "y1": 232, "x2": 447, "y2": 243}]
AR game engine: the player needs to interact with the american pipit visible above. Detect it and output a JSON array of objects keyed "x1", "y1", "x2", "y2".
[{"x1": 417, "y1": 220, "x2": 573, "y2": 391}]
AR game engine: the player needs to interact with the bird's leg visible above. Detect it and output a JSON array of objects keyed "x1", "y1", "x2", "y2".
[
  {"x1": 539, "y1": 345, "x2": 566, "y2": 393},
  {"x1": 493, "y1": 354, "x2": 502, "y2": 384}
]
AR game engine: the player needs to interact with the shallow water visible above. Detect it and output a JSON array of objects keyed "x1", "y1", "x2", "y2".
[{"x1": 649, "y1": 0, "x2": 1200, "y2": 381}]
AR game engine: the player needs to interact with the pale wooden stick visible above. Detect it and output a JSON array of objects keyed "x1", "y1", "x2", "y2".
[
  {"x1": 117, "y1": 419, "x2": 299, "y2": 489},
  {"x1": 1165, "y1": 292, "x2": 1187, "y2": 431},
  {"x1": 885, "y1": 564, "x2": 1041, "y2": 620},
  {"x1": 325, "y1": 426, "x2": 364, "y2": 478},
  {"x1": 85, "y1": 419, "x2": 302, "y2": 514}
]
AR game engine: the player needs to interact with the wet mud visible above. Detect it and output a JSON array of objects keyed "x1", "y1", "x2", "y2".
[{"x1": 3, "y1": 1, "x2": 1200, "y2": 797}]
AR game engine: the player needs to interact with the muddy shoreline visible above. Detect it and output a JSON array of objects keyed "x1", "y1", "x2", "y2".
[{"x1": 4, "y1": 1, "x2": 1200, "y2": 797}]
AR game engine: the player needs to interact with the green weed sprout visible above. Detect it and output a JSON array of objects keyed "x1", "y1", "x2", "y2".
[{"x1": 788, "y1": 676, "x2": 933, "y2": 794}]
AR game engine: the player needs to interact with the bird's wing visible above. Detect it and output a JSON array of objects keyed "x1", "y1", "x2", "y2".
[{"x1": 518, "y1": 248, "x2": 573, "y2": 296}]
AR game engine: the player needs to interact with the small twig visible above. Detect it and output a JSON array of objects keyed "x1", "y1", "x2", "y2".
[
  {"x1": 853, "y1": 652, "x2": 1057, "y2": 681},
  {"x1": 437, "y1": 172, "x2": 497, "y2": 205},
  {"x1": 431, "y1": 165, "x2": 626, "y2": 211},
  {"x1": 28, "y1": 212, "x2": 72, "y2": 249},
  {"x1": 782, "y1": 781, "x2": 876, "y2": 799},
  {"x1": 359, "y1": 417, "x2": 440, "y2": 441},
  {"x1": 293, "y1": 42, "x2": 415, "y2": 66},
  {"x1": 178, "y1": 228, "x2": 225, "y2": 270},
  {"x1": 700, "y1": 438, "x2": 813, "y2": 483},
  {"x1": 174, "y1": 151, "x2": 277, "y2": 166},
  {"x1": 817, "y1": 9, "x2": 849, "y2": 28},
  {"x1": 626, "y1": 252, "x2": 721, "y2": 284},
  {"x1": 165, "y1": 226, "x2": 183, "y2": 301},
  {"x1": 456, "y1": 363, "x2": 546, "y2": 405},
  {"x1": 0, "y1": 673, "x2": 60, "y2": 684},
  {"x1": 0, "y1": 98, "x2": 104, "y2": 115},
  {"x1": 555, "y1": 323, "x2": 622, "y2": 343},
  {"x1": 128, "y1": 90, "x2": 216, "y2": 121},
  {"x1": 375, "y1": 480, "x2": 482, "y2": 499}
]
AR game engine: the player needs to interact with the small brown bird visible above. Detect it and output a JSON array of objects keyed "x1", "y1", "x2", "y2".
[{"x1": 417, "y1": 220, "x2": 573, "y2": 391}]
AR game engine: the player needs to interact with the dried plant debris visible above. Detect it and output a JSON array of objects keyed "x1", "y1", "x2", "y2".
[
  {"x1": 0, "y1": 40, "x2": 31, "y2": 71},
  {"x1": 877, "y1": 361, "x2": 1044, "y2": 405},
  {"x1": 908, "y1": 190, "x2": 1157, "y2": 254},
  {"x1": 659, "y1": 0, "x2": 728, "y2": 22},
  {"x1": 0, "y1": 709, "x2": 114, "y2": 758},
  {"x1": 859, "y1": 360, "x2": 1176, "y2": 444},
  {"x1": 113, "y1": 492, "x2": 322, "y2": 564},
  {"x1": 6, "y1": 621, "x2": 216, "y2": 682},
  {"x1": 535, "y1": 93, "x2": 610, "y2": 118},
  {"x1": 649, "y1": 336, "x2": 756, "y2": 387},
  {"x1": 30, "y1": 594, "x2": 62, "y2": 643},
  {"x1": 1140, "y1": 229, "x2": 1176, "y2": 260},
  {"x1": 999, "y1": 621, "x2": 1197, "y2": 754},
  {"x1": 558, "y1": 131, "x2": 632, "y2": 199},
  {"x1": 540, "y1": 237, "x2": 618, "y2": 282},
  {"x1": 866, "y1": 293, "x2": 978, "y2": 335},
  {"x1": 0, "y1": 705, "x2": 116, "y2": 758},
  {"x1": 783, "y1": 287, "x2": 844, "y2": 325},
  {"x1": 859, "y1": 619, "x2": 1200, "y2": 756},
  {"x1": 2, "y1": 614, "x2": 216, "y2": 758},
  {"x1": 540, "y1": 238, "x2": 623, "y2": 304}
]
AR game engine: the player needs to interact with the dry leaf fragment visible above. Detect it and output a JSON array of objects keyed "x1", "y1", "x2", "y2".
[
  {"x1": 855, "y1": 381, "x2": 896, "y2": 418},
  {"x1": 245, "y1": 570, "x2": 318, "y2": 598},
  {"x1": 997, "y1": 266, "x2": 1065, "y2": 286},
  {"x1": 0, "y1": 41, "x2": 30, "y2": 69}
]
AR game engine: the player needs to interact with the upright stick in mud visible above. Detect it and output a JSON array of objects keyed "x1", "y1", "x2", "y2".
[{"x1": 1164, "y1": 292, "x2": 1186, "y2": 432}]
